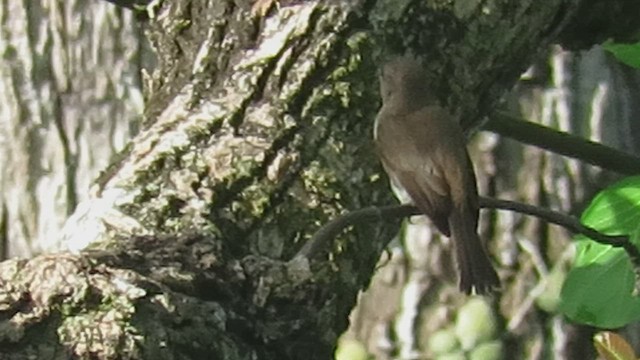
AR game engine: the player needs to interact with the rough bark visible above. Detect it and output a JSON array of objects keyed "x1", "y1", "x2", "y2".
[
  {"x1": 0, "y1": 0, "x2": 147, "y2": 258},
  {"x1": 1, "y1": 0, "x2": 638, "y2": 359}
]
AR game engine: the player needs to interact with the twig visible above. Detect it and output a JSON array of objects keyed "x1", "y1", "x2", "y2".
[
  {"x1": 482, "y1": 112, "x2": 640, "y2": 175},
  {"x1": 480, "y1": 197, "x2": 640, "y2": 267},
  {"x1": 479, "y1": 197, "x2": 629, "y2": 246},
  {"x1": 295, "y1": 204, "x2": 415, "y2": 258},
  {"x1": 101, "y1": 0, "x2": 152, "y2": 14},
  {"x1": 295, "y1": 197, "x2": 639, "y2": 267},
  {"x1": 102, "y1": 0, "x2": 138, "y2": 9}
]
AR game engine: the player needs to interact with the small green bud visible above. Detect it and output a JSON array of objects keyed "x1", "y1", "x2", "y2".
[{"x1": 455, "y1": 297, "x2": 497, "y2": 350}]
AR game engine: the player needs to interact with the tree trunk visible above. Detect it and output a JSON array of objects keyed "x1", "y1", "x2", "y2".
[
  {"x1": 0, "y1": 0, "x2": 146, "y2": 258},
  {"x1": 0, "y1": 0, "x2": 638, "y2": 359}
]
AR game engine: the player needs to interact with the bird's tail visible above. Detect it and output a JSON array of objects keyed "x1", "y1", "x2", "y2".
[{"x1": 449, "y1": 209, "x2": 500, "y2": 294}]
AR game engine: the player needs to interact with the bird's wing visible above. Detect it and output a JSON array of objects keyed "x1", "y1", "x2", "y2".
[{"x1": 375, "y1": 107, "x2": 452, "y2": 235}]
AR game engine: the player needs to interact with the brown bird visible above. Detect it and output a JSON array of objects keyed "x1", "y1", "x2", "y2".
[{"x1": 374, "y1": 55, "x2": 499, "y2": 294}]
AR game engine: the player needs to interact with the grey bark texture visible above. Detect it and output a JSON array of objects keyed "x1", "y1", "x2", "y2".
[
  {"x1": 0, "y1": 0, "x2": 639, "y2": 359},
  {"x1": 0, "y1": 0, "x2": 146, "y2": 258}
]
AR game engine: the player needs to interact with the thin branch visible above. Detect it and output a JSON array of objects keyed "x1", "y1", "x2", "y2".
[
  {"x1": 102, "y1": 0, "x2": 137, "y2": 9},
  {"x1": 480, "y1": 197, "x2": 628, "y2": 244},
  {"x1": 295, "y1": 204, "x2": 415, "y2": 259},
  {"x1": 295, "y1": 197, "x2": 640, "y2": 268},
  {"x1": 482, "y1": 111, "x2": 640, "y2": 175},
  {"x1": 480, "y1": 197, "x2": 640, "y2": 268},
  {"x1": 101, "y1": 0, "x2": 151, "y2": 14}
]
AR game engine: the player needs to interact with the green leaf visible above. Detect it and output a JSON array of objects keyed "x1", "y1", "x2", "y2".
[
  {"x1": 559, "y1": 176, "x2": 640, "y2": 328},
  {"x1": 603, "y1": 40, "x2": 640, "y2": 69}
]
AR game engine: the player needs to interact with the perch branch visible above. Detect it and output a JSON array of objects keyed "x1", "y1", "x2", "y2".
[
  {"x1": 483, "y1": 112, "x2": 640, "y2": 175},
  {"x1": 102, "y1": 0, "x2": 138, "y2": 9},
  {"x1": 295, "y1": 197, "x2": 639, "y2": 267},
  {"x1": 295, "y1": 204, "x2": 416, "y2": 259}
]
